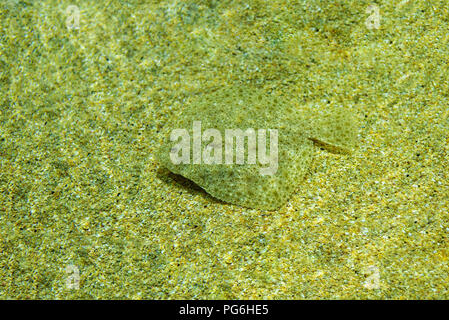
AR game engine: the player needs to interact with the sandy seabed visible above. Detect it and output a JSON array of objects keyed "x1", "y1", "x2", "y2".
[{"x1": 0, "y1": 0, "x2": 448, "y2": 299}]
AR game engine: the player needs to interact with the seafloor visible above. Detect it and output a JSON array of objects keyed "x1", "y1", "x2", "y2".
[{"x1": 1, "y1": 0, "x2": 448, "y2": 299}]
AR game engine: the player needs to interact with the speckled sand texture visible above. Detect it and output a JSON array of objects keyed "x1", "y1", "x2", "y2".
[{"x1": 1, "y1": 0, "x2": 448, "y2": 299}]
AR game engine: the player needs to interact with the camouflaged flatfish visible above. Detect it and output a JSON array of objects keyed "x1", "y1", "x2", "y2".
[{"x1": 157, "y1": 85, "x2": 357, "y2": 210}]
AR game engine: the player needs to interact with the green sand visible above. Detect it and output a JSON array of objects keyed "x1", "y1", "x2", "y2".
[{"x1": 1, "y1": 0, "x2": 448, "y2": 299}]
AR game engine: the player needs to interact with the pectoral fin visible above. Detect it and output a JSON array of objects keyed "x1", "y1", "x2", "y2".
[{"x1": 285, "y1": 101, "x2": 358, "y2": 154}]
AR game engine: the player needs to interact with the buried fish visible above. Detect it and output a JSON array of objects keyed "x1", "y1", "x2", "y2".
[{"x1": 157, "y1": 85, "x2": 357, "y2": 210}]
